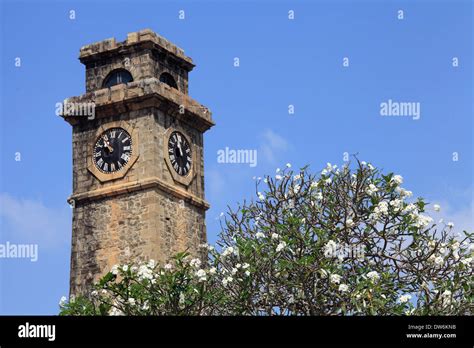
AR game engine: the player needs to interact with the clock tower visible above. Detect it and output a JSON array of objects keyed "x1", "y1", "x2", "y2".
[{"x1": 61, "y1": 29, "x2": 214, "y2": 296}]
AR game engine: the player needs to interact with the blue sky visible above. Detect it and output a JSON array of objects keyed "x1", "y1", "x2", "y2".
[{"x1": 0, "y1": 0, "x2": 472, "y2": 314}]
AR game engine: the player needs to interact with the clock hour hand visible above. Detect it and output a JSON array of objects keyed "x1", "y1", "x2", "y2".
[{"x1": 103, "y1": 137, "x2": 114, "y2": 153}]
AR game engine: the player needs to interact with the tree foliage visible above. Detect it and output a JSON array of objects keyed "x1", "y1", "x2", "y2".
[{"x1": 60, "y1": 161, "x2": 473, "y2": 316}]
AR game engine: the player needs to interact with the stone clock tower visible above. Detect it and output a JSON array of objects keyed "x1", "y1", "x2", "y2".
[{"x1": 61, "y1": 29, "x2": 214, "y2": 296}]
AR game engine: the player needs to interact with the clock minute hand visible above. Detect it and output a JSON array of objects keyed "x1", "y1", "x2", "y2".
[{"x1": 177, "y1": 139, "x2": 183, "y2": 157}]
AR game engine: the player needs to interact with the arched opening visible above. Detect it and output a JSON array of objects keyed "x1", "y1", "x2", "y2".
[
  {"x1": 102, "y1": 69, "x2": 133, "y2": 88},
  {"x1": 159, "y1": 72, "x2": 178, "y2": 90}
]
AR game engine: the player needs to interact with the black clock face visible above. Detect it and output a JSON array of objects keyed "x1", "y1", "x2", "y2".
[
  {"x1": 93, "y1": 127, "x2": 132, "y2": 173},
  {"x1": 168, "y1": 131, "x2": 192, "y2": 176}
]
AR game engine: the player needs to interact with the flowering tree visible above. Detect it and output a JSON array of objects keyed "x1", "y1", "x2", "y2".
[{"x1": 60, "y1": 161, "x2": 473, "y2": 316}]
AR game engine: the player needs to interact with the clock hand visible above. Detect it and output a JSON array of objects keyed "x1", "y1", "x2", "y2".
[
  {"x1": 177, "y1": 139, "x2": 183, "y2": 157},
  {"x1": 103, "y1": 137, "x2": 114, "y2": 153}
]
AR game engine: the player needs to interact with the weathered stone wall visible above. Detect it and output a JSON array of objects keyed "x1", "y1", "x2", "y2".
[
  {"x1": 82, "y1": 29, "x2": 191, "y2": 94},
  {"x1": 70, "y1": 188, "x2": 207, "y2": 296},
  {"x1": 72, "y1": 107, "x2": 204, "y2": 200}
]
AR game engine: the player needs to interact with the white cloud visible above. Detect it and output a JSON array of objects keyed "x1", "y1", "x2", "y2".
[
  {"x1": 0, "y1": 193, "x2": 70, "y2": 249},
  {"x1": 259, "y1": 129, "x2": 289, "y2": 165}
]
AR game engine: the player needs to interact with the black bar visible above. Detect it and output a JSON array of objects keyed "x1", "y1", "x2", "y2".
[{"x1": 0, "y1": 316, "x2": 471, "y2": 346}]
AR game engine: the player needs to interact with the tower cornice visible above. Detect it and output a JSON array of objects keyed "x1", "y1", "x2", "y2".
[{"x1": 61, "y1": 78, "x2": 215, "y2": 132}]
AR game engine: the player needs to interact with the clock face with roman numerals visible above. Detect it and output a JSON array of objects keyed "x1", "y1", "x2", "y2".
[
  {"x1": 168, "y1": 131, "x2": 192, "y2": 176},
  {"x1": 93, "y1": 127, "x2": 132, "y2": 174}
]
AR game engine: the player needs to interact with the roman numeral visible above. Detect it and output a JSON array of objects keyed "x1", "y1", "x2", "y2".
[
  {"x1": 111, "y1": 163, "x2": 116, "y2": 171},
  {"x1": 94, "y1": 152, "x2": 101, "y2": 158},
  {"x1": 97, "y1": 158, "x2": 104, "y2": 167},
  {"x1": 121, "y1": 153, "x2": 130, "y2": 161},
  {"x1": 103, "y1": 163, "x2": 108, "y2": 172},
  {"x1": 122, "y1": 137, "x2": 130, "y2": 143},
  {"x1": 110, "y1": 131, "x2": 116, "y2": 138},
  {"x1": 123, "y1": 146, "x2": 131, "y2": 151}
]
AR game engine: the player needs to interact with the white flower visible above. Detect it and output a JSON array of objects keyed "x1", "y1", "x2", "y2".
[
  {"x1": 440, "y1": 290, "x2": 452, "y2": 306},
  {"x1": 366, "y1": 271, "x2": 380, "y2": 281},
  {"x1": 147, "y1": 259, "x2": 156, "y2": 268},
  {"x1": 325, "y1": 178, "x2": 332, "y2": 184},
  {"x1": 366, "y1": 184, "x2": 378, "y2": 195},
  {"x1": 137, "y1": 265, "x2": 154, "y2": 280},
  {"x1": 271, "y1": 233, "x2": 280, "y2": 240},
  {"x1": 242, "y1": 263, "x2": 250, "y2": 269},
  {"x1": 59, "y1": 296, "x2": 67, "y2": 307},
  {"x1": 447, "y1": 222, "x2": 454, "y2": 228},
  {"x1": 179, "y1": 293, "x2": 186, "y2": 305},
  {"x1": 128, "y1": 298, "x2": 136, "y2": 305},
  {"x1": 258, "y1": 192, "x2": 265, "y2": 201},
  {"x1": 236, "y1": 263, "x2": 242, "y2": 269},
  {"x1": 323, "y1": 240, "x2": 338, "y2": 258},
  {"x1": 222, "y1": 276, "x2": 233, "y2": 286},
  {"x1": 398, "y1": 294, "x2": 411, "y2": 304},
  {"x1": 434, "y1": 256, "x2": 444, "y2": 266},
  {"x1": 231, "y1": 268, "x2": 238, "y2": 275},
  {"x1": 414, "y1": 214, "x2": 433, "y2": 229},
  {"x1": 461, "y1": 257, "x2": 472, "y2": 266},
  {"x1": 338, "y1": 284, "x2": 349, "y2": 292},
  {"x1": 391, "y1": 175, "x2": 403, "y2": 185},
  {"x1": 209, "y1": 267, "x2": 217, "y2": 275},
  {"x1": 190, "y1": 258, "x2": 202, "y2": 268},
  {"x1": 330, "y1": 274, "x2": 341, "y2": 284},
  {"x1": 319, "y1": 269, "x2": 328, "y2": 279},
  {"x1": 222, "y1": 246, "x2": 235, "y2": 257},
  {"x1": 195, "y1": 269, "x2": 207, "y2": 282},
  {"x1": 245, "y1": 270, "x2": 250, "y2": 276},
  {"x1": 275, "y1": 175, "x2": 282, "y2": 180},
  {"x1": 276, "y1": 241, "x2": 287, "y2": 252},
  {"x1": 164, "y1": 263, "x2": 172, "y2": 270},
  {"x1": 111, "y1": 265, "x2": 119, "y2": 275},
  {"x1": 293, "y1": 174, "x2": 301, "y2": 180},
  {"x1": 389, "y1": 199, "x2": 403, "y2": 211},
  {"x1": 313, "y1": 191, "x2": 323, "y2": 201},
  {"x1": 451, "y1": 241, "x2": 460, "y2": 250},
  {"x1": 255, "y1": 232, "x2": 265, "y2": 239},
  {"x1": 346, "y1": 219, "x2": 355, "y2": 228},
  {"x1": 433, "y1": 204, "x2": 441, "y2": 212},
  {"x1": 286, "y1": 163, "x2": 291, "y2": 168},
  {"x1": 109, "y1": 307, "x2": 124, "y2": 316},
  {"x1": 122, "y1": 265, "x2": 129, "y2": 272}
]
